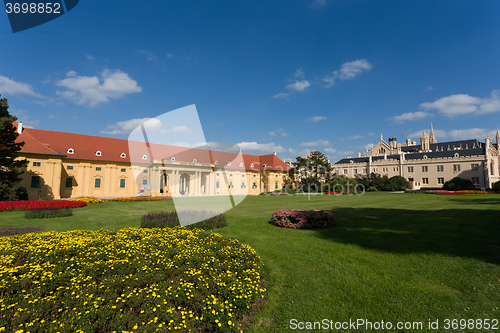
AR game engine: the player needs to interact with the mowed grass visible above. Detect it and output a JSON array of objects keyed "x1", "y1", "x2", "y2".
[{"x1": 1, "y1": 192, "x2": 500, "y2": 332}]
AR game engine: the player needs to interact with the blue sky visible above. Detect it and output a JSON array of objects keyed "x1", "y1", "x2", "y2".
[{"x1": 2, "y1": 0, "x2": 500, "y2": 162}]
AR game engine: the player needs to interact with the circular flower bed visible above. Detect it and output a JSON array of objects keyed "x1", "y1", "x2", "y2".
[
  {"x1": 0, "y1": 228, "x2": 265, "y2": 332},
  {"x1": 269, "y1": 209, "x2": 337, "y2": 229}
]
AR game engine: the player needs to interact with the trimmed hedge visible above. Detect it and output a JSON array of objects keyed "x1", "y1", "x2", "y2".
[
  {"x1": 141, "y1": 210, "x2": 227, "y2": 230},
  {"x1": 269, "y1": 209, "x2": 337, "y2": 229},
  {"x1": 25, "y1": 208, "x2": 73, "y2": 219}
]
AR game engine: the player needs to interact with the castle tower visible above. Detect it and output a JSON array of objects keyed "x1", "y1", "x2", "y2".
[
  {"x1": 429, "y1": 123, "x2": 437, "y2": 144},
  {"x1": 420, "y1": 129, "x2": 430, "y2": 151}
]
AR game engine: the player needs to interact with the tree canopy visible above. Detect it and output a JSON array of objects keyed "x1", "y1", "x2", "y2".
[{"x1": 0, "y1": 96, "x2": 28, "y2": 200}]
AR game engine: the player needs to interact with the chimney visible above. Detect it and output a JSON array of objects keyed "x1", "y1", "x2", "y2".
[
  {"x1": 357, "y1": 152, "x2": 361, "y2": 157},
  {"x1": 17, "y1": 122, "x2": 23, "y2": 134},
  {"x1": 273, "y1": 152, "x2": 276, "y2": 155}
]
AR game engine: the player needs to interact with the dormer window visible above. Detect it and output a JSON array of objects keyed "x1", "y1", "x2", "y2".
[
  {"x1": 120, "y1": 153, "x2": 126, "y2": 158},
  {"x1": 171, "y1": 157, "x2": 175, "y2": 162},
  {"x1": 239, "y1": 163, "x2": 243, "y2": 167},
  {"x1": 95, "y1": 151, "x2": 102, "y2": 156},
  {"x1": 227, "y1": 162, "x2": 231, "y2": 166},
  {"x1": 67, "y1": 148, "x2": 74, "y2": 154},
  {"x1": 142, "y1": 155, "x2": 147, "y2": 160},
  {"x1": 263, "y1": 164, "x2": 267, "y2": 168},
  {"x1": 214, "y1": 161, "x2": 218, "y2": 165},
  {"x1": 250, "y1": 163, "x2": 254, "y2": 168},
  {"x1": 192, "y1": 159, "x2": 197, "y2": 163}
]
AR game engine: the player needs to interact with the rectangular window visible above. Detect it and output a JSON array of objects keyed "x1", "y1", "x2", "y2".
[
  {"x1": 142, "y1": 179, "x2": 148, "y2": 185},
  {"x1": 121, "y1": 168, "x2": 126, "y2": 172},
  {"x1": 120, "y1": 179, "x2": 126, "y2": 188},
  {"x1": 422, "y1": 178, "x2": 428, "y2": 184},
  {"x1": 67, "y1": 165, "x2": 74, "y2": 170},
  {"x1": 241, "y1": 182, "x2": 246, "y2": 188},
  {"x1": 31, "y1": 176, "x2": 40, "y2": 188},
  {"x1": 353, "y1": 169, "x2": 358, "y2": 174},
  {"x1": 216, "y1": 181, "x2": 219, "y2": 188},
  {"x1": 252, "y1": 182, "x2": 257, "y2": 188},
  {"x1": 143, "y1": 169, "x2": 148, "y2": 173},
  {"x1": 472, "y1": 177, "x2": 480, "y2": 185},
  {"x1": 363, "y1": 168, "x2": 367, "y2": 174},
  {"x1": 408, "y1": 166, "x2": 413, "y2": 173},
  {"x1": 95, "y1": 178, "x2": 101, "y2": 188},
  {"x1": 422, "y1": 166, "x2": 428, "y2": 172},
  {"x1": 437, "y1": 165, "x2": 443, "y2": 172},
  {"x1": 275, "y1": 182, "x2": 278, "y2": 189},
  {"x1": 437, "y1": 178, "x2": 444, "y2": 184},
  {"x1": 264, "y1": 182, "x2": 267, "y2": 188},
  {"x1": 343, "y1": 169, "x2": 348, "y2": 175},
  {"x1": 96, "y1": 167, "x2": 101, "y2": 171},
  {"x1": 471, "y1": 164, "x2": 479, "y2": 171},
  {"x1": 33, "y1": 162, "x2": 41, "y2": 167},
  {"x1": 66, "y1": 178, "x2": 73, "y2": 187},
  {"x1": 453, "y1": 164, "x2": 460, "y2": 172}
]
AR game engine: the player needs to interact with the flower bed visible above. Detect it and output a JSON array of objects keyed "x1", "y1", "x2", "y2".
[
  {"x1": 25, "y1": 207, "x2": 73, "y2": 219},
  {"x1": 269, "y1": 209, "x2": 337, "y2": 229},
  {"x1": 0, "y1": 200, "x2": 87, "y2": 212},
  {"x1": 456, "y1": 190, "x2": 499, "y2": 194},
  {"x1": 105, "y1": 196, "x2": 162, "y2": 202},
  {"x1": 436, "y1": 192, "x2": 467, "y2": 195},
  {"x1": 141, "y1": 210, "x2": 227, "y2": 230},
  {"x1": 0, "y1": 228, "x2": 265, "y2": 332},
  {"x1": 68, "y1": 197, "x2": 104, "y2": 204},
  {"x1": 268, "y1": 192, "x2": 289, "y2": 195}
]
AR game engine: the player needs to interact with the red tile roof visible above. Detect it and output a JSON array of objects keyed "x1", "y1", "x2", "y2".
[{"x1": 15, "y1": 122, "x2": 291, "y2": 171}]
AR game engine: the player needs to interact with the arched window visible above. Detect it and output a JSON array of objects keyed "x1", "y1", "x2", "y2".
[
  {"x1": 95, "y1": 151, "x2": 102, "y2": 156},
  {"x1": 67, "y1": 148, "x2": 74, "y2": 154}
]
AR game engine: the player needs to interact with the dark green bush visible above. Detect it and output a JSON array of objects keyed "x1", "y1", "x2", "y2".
[
  {"x1": 141, "y1": 210, "x2": 227, "y2": 230},
  {"x1": 492, "y1": 180, "x2": 500, "y2": 191},
  {"x1": 442, "y1": 177, "x2": 475, "y2": 191},
  {"x1": 25, "y1": 207, "x2": 73, "y2": 219}
]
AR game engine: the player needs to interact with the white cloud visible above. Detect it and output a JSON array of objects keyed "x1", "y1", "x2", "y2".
[
  {"x1": 425, "y1": 86, "x2": 435, "y2": 91},
  {"x1": 170, "y1": 125, "x2": 190, "y2": 133},
  {"x1": 85, "y1": 54, "x2": 94, "y2": 60},
  {"x1": 324, "y1": 147, "x2": 337, "y2": 154},
  {"x1": 0, "y1": 75, "x2": 45, "y2": 98},
  {"x1": 166, "y1": 52, "x2": 174, "y2": 58},
  {"x1": 56, "y1": 69, "x2": 142, "y2": 107},
  {"x1": 322, "y1": 59, "x2": 372, "y2": 88},
  {"x1": 407, "y1": 128, "x2": 496, "y2": 141},
  {"x1": 286, "y1": 80, "x2": 311, "y2": 92},
  {"x1": 237, "y1": 142, "x2": 286, "y2": 154},
  {"x1": 10, "y1": 108, "x2": 39, "y2": 128},
  {"x1": 367, "y1": 132, "x2": 375, "y2": 136},
  {"x1": 101, "y1": 117, "x2": 160, "y2": 135},
  {"x1": 306, "y1": 116, "x2": 326, "y2": 122},
  {"x1": 419, "y1": 90, "x2": 500, "y2": 117},
  {"x1": 312, "y1": 0, "x2": 327, "y2": 7},
  {"x1": 48, "y1": 115, "x2": 56, "y2": 119},
  {"x1": 338, "y1": 59, "x2": 372, "y2": 80},
  {"x1": 299, "y1": 139, "x2": 330, "y2": 147},
  {"x1": 139, "y1": 50, "x2": 157, "y2": 61},
  {"x1": 340, "y1": 134, "x2": 365, "y2": 141},
  {"x1": 269, "y1": 128, "x2": 289, "y2": 137},
  {"x1": 273, "y1": 92, "x2": 290, "y2": 100},
  {"x1": 391, "y1": 111, "x2": 432, "y2": 123},
  {"x1": 295, "y1": 69, "x2": 305, "y2": 78}
]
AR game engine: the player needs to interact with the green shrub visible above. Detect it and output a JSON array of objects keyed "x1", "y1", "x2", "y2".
[
  {"x1": 367, "y1": 186, "x2": 378, "y2": 192},
  {"x1": 25, "y1": 207, "x2": 73, "y2": 219},
  {"x1": 442, "y1": 177, "x2": 475, "y2": 191},
  {"x1": 492, "y1": 180, "x2": 500, "y2": 191},
  {"x1": 141, "y1": 210, "x2": 227, "y2": 230},
  {"x1": 269, "y1": 209, "x2": 337, "y2": 229}
]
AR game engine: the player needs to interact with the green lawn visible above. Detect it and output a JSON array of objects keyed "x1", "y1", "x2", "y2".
[{"x1": 1, "y1": 192, "x2": 500, "y2": 332}]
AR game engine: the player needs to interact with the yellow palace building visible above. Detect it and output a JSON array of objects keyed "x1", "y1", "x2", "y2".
[{"x1": 13, "y1": 121, "x2": 290, "y2": 200}]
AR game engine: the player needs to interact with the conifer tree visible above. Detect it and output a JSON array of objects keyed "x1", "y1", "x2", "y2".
[{"x1": 0, "y1": 96, "x2": 28, "y2": 199}]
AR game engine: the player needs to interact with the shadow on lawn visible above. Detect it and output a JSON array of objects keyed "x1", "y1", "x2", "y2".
[{"x1": 312, "y1": 207, "x2": 500, "y2": 265}]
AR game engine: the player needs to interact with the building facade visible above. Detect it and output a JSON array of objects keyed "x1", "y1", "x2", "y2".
[
  {"x1": 333, "y1": 124, "x2": 500, "y2": 189},
  {"x1": 13, "y1": 122, "x2": 290, "y2": 200}
]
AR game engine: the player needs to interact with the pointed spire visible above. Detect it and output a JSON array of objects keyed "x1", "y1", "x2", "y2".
[
  {"x1": 496, "y1": 126, "x2": 500, "y2": 144},
  {"x1": 380, "y1": 133, "x2": 383, "y2": 141},
  {"x1": 429, "y1": 122, "x2": 437, "y2": 144}
]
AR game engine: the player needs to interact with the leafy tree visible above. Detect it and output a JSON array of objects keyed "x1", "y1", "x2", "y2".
[
  {"x1": 290, "y1": 150, "x2": 333, "y2": 192},
  {"x1": 0, "y1": 96, "x2": 28, "y2": 200},
  {"x1": 387, "y1": 176, "x2": 410, "y2": 191},
  {"x1": 442, "y1": 177, "x2": 475, "y2": 191}
]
